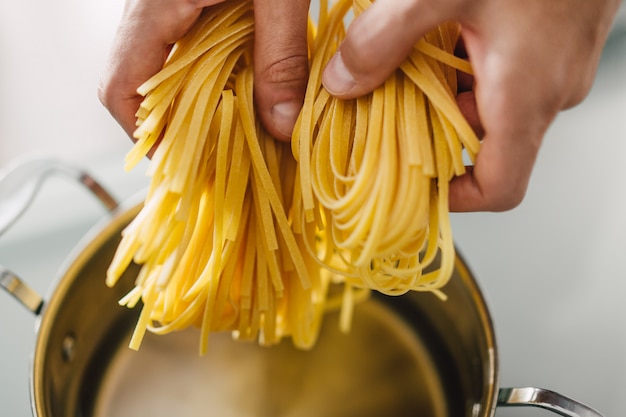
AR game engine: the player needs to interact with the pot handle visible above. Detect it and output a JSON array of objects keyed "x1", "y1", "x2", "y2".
[
  {"x1": 1, "y1": 268, "x2": 43, "y2": 314},
  {"x1": 498, "y1": 387, "x2": 604, "y2": 417},
  {"x1": 0, "y1": 157, "x2": 119, "y2": 314},
  {"x1": 0, "y1": 157, "x2": 118, "y2": 236}
]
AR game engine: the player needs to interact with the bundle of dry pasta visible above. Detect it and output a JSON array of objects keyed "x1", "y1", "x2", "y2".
[
  {"x1": 106, "y1": 0, "x2": 479, "y2": 353},
  {"x1": 293, "y1": 0, "x2": 479, "y2": 299},
  {"x1": 106, "y1": 0, "x2": 335, "y2": 353}
]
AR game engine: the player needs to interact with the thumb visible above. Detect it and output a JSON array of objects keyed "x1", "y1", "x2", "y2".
[
  {"x1": 253, "y1": 0, "x2": 311, "y2": 141},
  {"x1": 322, "y1": 0, "x2": 456, "y2": 99}
]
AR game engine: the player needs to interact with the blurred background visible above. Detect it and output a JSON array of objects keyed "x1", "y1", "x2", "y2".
[{"x1": 1, "y1": 0, "x2": 625, "y2": 416}]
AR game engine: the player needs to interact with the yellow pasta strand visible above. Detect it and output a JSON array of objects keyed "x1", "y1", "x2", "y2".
[
  {"x1": 290, "y1": 0, "x2": 479, "y2": 300},
  {"x1": 106, "y1": 0, "x2": 480, "y2": 353}
]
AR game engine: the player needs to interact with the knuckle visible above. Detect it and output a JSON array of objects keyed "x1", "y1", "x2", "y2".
[
  {"x1": 97, "y1": 79, "x2": 115, "y2": 111},
  {"x1": 260, "y1": 54, "x2": 309, "y2": 87},
  {"x1": 96, "y1": 74, "x2": 127, "y2": 116},
  {"x1": 484, "y1": 185, "x2": 526, "y2": 212},
  {"x1": 543, "y1": 57, "x2": 596, "y2": 110},
  {"x1": 492, "y1": 192, "x2": 524, "y2": 212},
  {"x1": 563, "y1": 73, "x2": 594, "y2": 109}
]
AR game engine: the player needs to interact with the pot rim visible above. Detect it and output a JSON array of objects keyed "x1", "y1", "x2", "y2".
[
  {"x1": 29, "y1": 194, "x2": 500, "y2": 417},
  {"x1": 30, "y1": 195, "x2": 143, "y2": 417},
  {"x1": 453, "y1": 253, "x2": 499, "y2": 416}
]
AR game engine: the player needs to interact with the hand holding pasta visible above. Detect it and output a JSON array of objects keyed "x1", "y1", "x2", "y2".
[
  {"x1": 103, "y1": 0, "x2": 480, "y2": 353},
  {"x1": 321, "y1": 0, "x2": 621, "y2": 212},
  {"x1": 98, "y1": 0, "x2": 311, "y2": 142},
  {"x1": 101, "y1": 0, "x2": 621, "y2": 353}
]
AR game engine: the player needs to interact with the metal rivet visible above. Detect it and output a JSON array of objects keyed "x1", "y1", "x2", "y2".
[
  {"x1": 62, "y1": 333, "x2": 76, "y2": 362},
  {"x1": 472, "y1": 402, "x2": 481, "y2": 417}
]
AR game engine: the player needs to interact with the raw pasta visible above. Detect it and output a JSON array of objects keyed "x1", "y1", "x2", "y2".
[
  {"x1": 294, "y1": 0, "x2": 480, "y2": 299},
  {"x1": 106, "y1": 0, "x2": 479, "y2": 353}
]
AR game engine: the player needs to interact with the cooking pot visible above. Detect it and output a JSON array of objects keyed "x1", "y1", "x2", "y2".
[{"x1": 0, "y1": 158, "x2": 605, "y2": 417}]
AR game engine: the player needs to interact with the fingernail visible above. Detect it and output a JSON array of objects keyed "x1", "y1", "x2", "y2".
[
  {"x1": 271, "y1": 100, "x2": 301, "y2": 138},
  {"x1": 322, "y1": 51, "x2": 356, "y2": 95}
]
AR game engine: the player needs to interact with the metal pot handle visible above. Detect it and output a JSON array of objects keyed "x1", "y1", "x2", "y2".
[
  {"x1": 0, "y1": 157, "x2": 119, "y2": 314},
  {"x1": 498, "y1": 387, "x2": 604, "y2": 417}
]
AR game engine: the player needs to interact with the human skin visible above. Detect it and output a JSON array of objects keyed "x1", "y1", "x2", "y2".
[
  {"x1": 98, "y1": 0, "x2": 309, "y2": 143},
  {"x1": 98, "y1": 0, "x2": 621, "y2": 212},
  {"x1": 321, "y1": 0, "x2": 621, "y2": 211}
]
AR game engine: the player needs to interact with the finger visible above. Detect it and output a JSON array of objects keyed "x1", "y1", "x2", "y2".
[
  {"x1": 456, "y1": 91, "x2": 483, "y2": 137},
  {"x1": 447, "y1": 140, "x2": 537, "y2": 212},
  {"x1": 321, "y1": 0, "x2": 459, "y2": 99},
  {"x1": 457, "y1": 70, "x2": 474, "y2": 93},
  {"x1": 98, "y1": 0, "x2": 225, "y2": 139},
  {"x1": 448, "y1": 89, "x2": 546, "y2": 212},
  {"x1": 98, "y1": 16, "x2": 170, "y2": 138},
  {"x1": 447, "y1": 17, "x2": 563, "y2": 213},
  {"x1": 253, "y1": 0, "x2": 311, "y2": 141}
]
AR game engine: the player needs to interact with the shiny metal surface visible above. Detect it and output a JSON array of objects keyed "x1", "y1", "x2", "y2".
[
  {"x1": 0, "y1": 157, "x2": 118, "y2": 237},
  {"x1": 0, "y1": 159, "x2": 607, "y2": 416},
  {"x1": 30, "y1": 202, "x2": 496, "y2": 417},
  {"x1": 0, "y1": 268, "x2": 43, "y2": 314},
  {"x1": 0, "y1": 156, "x2": 119, "y2": 317},
  {"x1": 497, "y1": 387, "x2": 603, "y2": 417},
  {"x1": 89, "y1": 306, "x2": 449, "y2": 417}
]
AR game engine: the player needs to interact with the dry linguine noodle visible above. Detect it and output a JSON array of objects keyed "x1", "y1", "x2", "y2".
[{"x1": 106, "y1": 0, "x2": 480, "y2": 354}]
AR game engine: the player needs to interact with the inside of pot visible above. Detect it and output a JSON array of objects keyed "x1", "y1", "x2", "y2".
[
  {"x1": 84, "y1": 296, "x2": 458, "y2": 417},
  {"x1": 31, "y1": 204, "x2": 496, "y2": 417}
]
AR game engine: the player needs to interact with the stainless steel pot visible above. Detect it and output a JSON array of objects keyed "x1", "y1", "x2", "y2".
[{"x1": 0, "y1": 158, "x2": 604, "y2": 417}]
